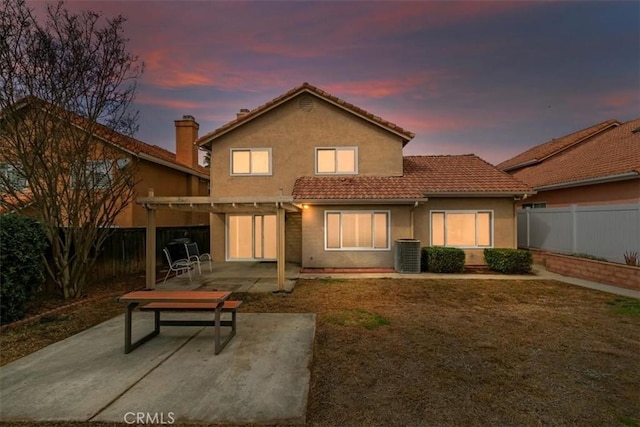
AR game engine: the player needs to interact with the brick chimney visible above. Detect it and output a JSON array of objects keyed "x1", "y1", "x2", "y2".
[{"x1": 175, "y1": 115, "x2": 199, "y2": 169}]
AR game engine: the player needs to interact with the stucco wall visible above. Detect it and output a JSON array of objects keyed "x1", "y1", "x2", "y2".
[
  {"x1": 209, "y1": 94, "x2": 405, "y2": 198},
  {"x1": 125, "y1": 159, "x2": 209, "y2": 228},
  {"x1": 518, "y1": 179, "x2": 639, "y2": 207},
  {"x1": 413, "y1": 198, "x2": 517, "y2": 265},
  {"x1": 299, "y1": 198, "x2": 516, "y2": 268},
  {"x1": 301, "y1": 204, "x2": 413, "y2": 268}
]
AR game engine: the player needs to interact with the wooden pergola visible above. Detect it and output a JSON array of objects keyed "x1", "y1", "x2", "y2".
[{"x1": 137, "y1": 191, "x2": 301, "y2": 291}]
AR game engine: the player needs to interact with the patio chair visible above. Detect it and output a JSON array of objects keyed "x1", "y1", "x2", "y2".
[
  {"x1": 162, "y1": 247, "x2": 195, "y2": 283},
  {"x1": 185, "y1": 242, "x2": 212, "y2": 274}
]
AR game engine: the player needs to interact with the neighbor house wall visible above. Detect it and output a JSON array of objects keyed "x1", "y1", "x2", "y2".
[
  {"x1": 209, "y1": 94, "x2": 405, "y2": 198},
  {"x1": 518, "y1": 179, "x2": 639, "y2": 207},
  {"x1": 125, "y1": 159, "x2": 209, "y2": 228},
  {"x1": 414, "y1": 198, "x2": 517, "y2": 265}
]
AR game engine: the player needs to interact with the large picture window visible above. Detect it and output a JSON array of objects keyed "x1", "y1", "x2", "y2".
[
  {"x1": 231, "y1": 148, "x2": 272, "y2": 175},
  {"x1": 325, "y1": 210, "x2": 389, "y2": 250},
  {"x1": 316, "y1": 147, "x2": 357, "y2": 174},
  {"x1": 430, "y1": 210, "x2": 492, "y2": 248}
]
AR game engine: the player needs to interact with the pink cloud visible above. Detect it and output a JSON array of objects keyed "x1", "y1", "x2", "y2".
[
  {"x1": 601, "y1": 91, "x2": 639, "y2": 109},
  {"x1": 322, "y1": 70, "x2": 458, "y2": 100}
]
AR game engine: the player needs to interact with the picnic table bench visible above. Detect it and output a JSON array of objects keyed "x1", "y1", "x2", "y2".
[{"x1": 116, "y1": 290, "x2": 242, "y2": 355}]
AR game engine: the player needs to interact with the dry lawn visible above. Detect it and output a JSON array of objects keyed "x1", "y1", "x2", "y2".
[{"x1": 1, "y1": 277, "x2": 639, "y2": 426}]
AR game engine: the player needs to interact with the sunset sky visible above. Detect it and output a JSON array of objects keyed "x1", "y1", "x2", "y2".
[{"x1": 36, "y1": 1, "x2": 640, "y2": 165}]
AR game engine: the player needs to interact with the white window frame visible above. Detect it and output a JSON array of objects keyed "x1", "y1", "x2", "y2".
[
  {"x1": 71, "y1": 160, "x2": 112, "y2": 189},
  {"x1": 225, "y1": 213, "x2": 277, "y2": 261},
  {"x1": 230, "y1": 148, "x2": 272, "y2": 176},
  {"x1": 0, "y1": 163, "x2": 28, "y2": 191},
  {"x1": 430, "y1": 210, "x2": 494, "y2": 248},
  {"x1": 315, "y1": 147, "x2": 358, "y2": 175},
  {"x1": 324, "y1": 210, "x2": 390, "y2": 251}
]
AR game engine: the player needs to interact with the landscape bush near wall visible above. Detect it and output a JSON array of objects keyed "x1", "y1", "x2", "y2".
[
  {"x1": 0, "y1": 214, "x2": 48, "y2": 323},
  {"x1": 530, "y1": 249, "x2": 640, "y2": 291}
]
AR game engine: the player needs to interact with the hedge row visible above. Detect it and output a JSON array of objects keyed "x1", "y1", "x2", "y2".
[
  {"x1": 421, "y1": 247, "x2": 465, "y2": 273},
  {"x1": 420, "y1": 246, "x2": 533, "y2": 274},
  {"x1": 483, "y1": 248, "x2": 532, "y2": 274},
  {"x1": 0, "y1": 214, "x2": 48, "y2": 324}
]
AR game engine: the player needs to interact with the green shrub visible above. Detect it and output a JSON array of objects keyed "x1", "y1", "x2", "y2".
[
  {"x1": 421, "y1": 247, "x2": 465, "y2": 273},
  {"x1": 0, "y1": 214, "x2": 48, "y2": 324},
  {"x1": 484, "y1": 248, "x2": 532, "y2": 274}
]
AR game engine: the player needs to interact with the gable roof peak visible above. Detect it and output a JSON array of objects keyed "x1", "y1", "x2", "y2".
[{"x1": 196, "y1": 82, "x2": 415, "y2": 147}]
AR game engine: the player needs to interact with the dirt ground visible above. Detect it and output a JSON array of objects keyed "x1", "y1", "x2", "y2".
[{"x1": 1, "y1": 277, "x2": 639, "y2": 426}]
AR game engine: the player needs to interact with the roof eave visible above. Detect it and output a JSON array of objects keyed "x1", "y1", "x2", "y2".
[
  {"x1": 501, "y1": 158, "x2": 540, "y2": 172},
  {"x1": 423, "y1": 191, "x2": 535, "y2": 197},
  {"x1": 534, "y1": 172, "x2": 639, "y2": 191},
  {"x1": 137, "y1": 153, "x2": 209, "y2": 180},
  {"x1": 293, "y1": 198, "x2": 430, "y2": 204}
]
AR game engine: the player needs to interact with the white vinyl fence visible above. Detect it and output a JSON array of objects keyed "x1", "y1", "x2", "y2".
[{"x1": 517, "y1": 203, "x2": 640, "y2": 263}]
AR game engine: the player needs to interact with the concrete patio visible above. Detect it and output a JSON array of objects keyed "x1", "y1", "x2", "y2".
[
  {"x1": 157, "y1": 261, "x2": 301, "y2": 293},
  {"x1": 1, "y1": 261, "x2": 313, "y2": 424},
  {"x1": 0, "y1": 310, "x2": 316, "y2": 424}
]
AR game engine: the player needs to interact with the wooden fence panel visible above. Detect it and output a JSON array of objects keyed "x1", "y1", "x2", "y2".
[{"x1": 87, "y1": 225, "x2": 210, "y2": 281}]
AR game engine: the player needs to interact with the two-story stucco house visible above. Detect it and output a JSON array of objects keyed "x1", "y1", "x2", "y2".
[{"x1": 139, "y1": 83, "x2": 532, "y2": 288}]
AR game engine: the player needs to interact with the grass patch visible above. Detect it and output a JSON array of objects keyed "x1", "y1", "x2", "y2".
[
  {"x1": 324, "y1": 308, "x2": 390, "y2": 329},
  {"x1": 619, "y1": 414, "x2": 640, "y2": 427},
  {"x1": 608, "y1": 297, "x2": 640, "y2": 317},
  {"x1": 2, "y1": 277, "x2": 639, "y2": 426}
]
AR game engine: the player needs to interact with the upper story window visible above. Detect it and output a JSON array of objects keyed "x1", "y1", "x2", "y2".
[
  {"x1": 71, "y1": 160, "x2": 112, "y2": 189},
  {"x1": 431, "y1": 210, "x2": 493, "y2": 248},
  {"x1": 316, "y1": 147, "x2": 358, "y2": 174},
  {"x1": 0, "y1": 163, "x2": 28, "y2": 191},
  {"x1": 231, "y1": 148, "x2": 272, "y2": 176}
]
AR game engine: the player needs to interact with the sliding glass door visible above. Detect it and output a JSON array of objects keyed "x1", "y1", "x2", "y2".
[{"x1": 227, "y1": 214, "x2": 276, "y2": 260}]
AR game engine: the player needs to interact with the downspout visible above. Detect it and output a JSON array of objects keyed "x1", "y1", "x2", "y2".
[{"x1": 410, "y1": 200, "x2": 424, "y2": 239}]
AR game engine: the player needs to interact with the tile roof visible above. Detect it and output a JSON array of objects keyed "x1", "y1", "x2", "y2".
[
  {"x1": 497, "y1": 119, "x2": 621, "y2": 171},
  {"x1": 0, "y1": 190, "x2": 33, "y2": 214},
  {"x1": 507, "y1": 118, "x2": 640, "y2": 189},
  {"x1": 7, "y1": 97, "x2": 208, "y2": 177},
  {"x1": 292, "y1": 155, "x2": 532, "y2": 200},
  {"x1": 197, "y1": 82, "x2": 415, "y2": 146}
]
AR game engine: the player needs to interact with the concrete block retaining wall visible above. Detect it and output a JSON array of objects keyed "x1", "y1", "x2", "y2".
[{"x1": 529, "y1": 248, "x2": 640, "y2": 291}]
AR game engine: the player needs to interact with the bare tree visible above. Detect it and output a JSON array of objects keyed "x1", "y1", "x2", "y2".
[{"x1": 0, "y1": 0, "x2": 144, "y2": 298}]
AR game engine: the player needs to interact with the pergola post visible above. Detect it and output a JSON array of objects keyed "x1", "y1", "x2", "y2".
[
  {"x1": 276, "y1": 205, "x2": 286, "y2": 291},
  {"x1": 145, "y1": 203, "x2": 157, "y2": 289}
]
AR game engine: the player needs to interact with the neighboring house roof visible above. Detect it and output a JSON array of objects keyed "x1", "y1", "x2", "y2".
[
  {"x1": 293, "y1": 155, "x2": 532, "y2": 200},
  {"x1": 86, "y1": 117, "x2": 210, "y2": 177},
  {"x1": 197, "y1": 82, "x2": 415, "y2": 148},
  {"x1": 501, "y1": 118, "x2": 640, "y2": 190},
  {"x1": 3, "y1": 97, "x2": 209, "y2": 178},
  {"x1": 497, "y1": 119, "x2": 621, "y2": 172},
  {"x1": 0, "y1": 190, "x2": 33, "y2": 214}
]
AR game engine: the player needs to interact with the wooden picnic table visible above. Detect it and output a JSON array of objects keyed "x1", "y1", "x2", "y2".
[{"x1": 116, "y1": 290, "x2": 233, "y2": 355}]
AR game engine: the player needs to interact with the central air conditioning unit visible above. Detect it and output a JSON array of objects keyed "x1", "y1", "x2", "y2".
[{"x1": 394, "y1": 239, "x2": 421, "y2": 273}]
